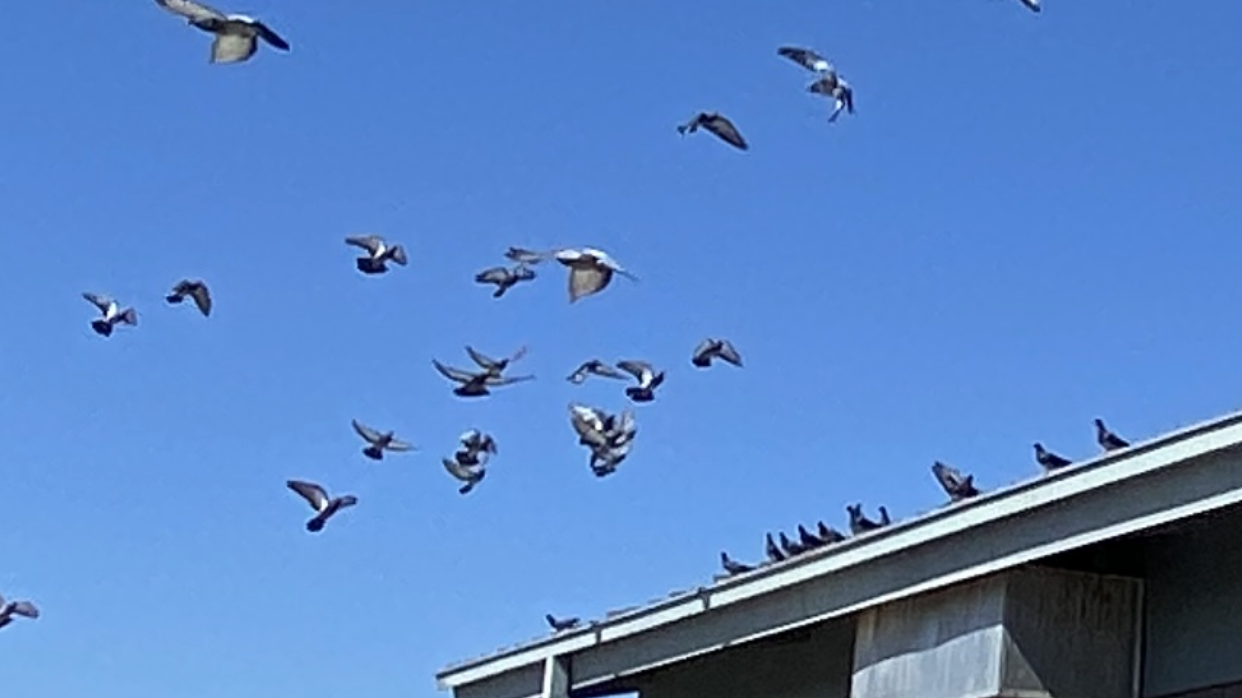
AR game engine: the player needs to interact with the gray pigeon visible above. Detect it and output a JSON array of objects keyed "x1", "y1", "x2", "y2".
[
  {"x1": 504, "y1": 247, "x2": 550, "y2": 265},
  {"x1": 808, "y1": 72, "x2": 855, "y2": 123},
  {"x1": 798, "y1": 523, "x2": 826, "y2": 549},
  {"x1": 154, "y1": 0, "x2": 289, "y2": 64},
  {"x1": 1034, "y1": 442, "x2": 1072, "y2": 471},
  {"x1": 545, "y1": 614, "x2": 580, "y2": 632},
  {"x1": 617, "y1": 360, "x2": 665, "y2": 403},
  {"x1": 442, "y1": 457, "x2": 487, "y2": 495},
  {"x1": 566, "y1": 359, "x2": 629, "y2": 384},
  {"x1": 286, "y1": 480, "x2": 357, "y2": 533},
  {"x1": 82, "y1": 292, "x2": 138, "y2": 337},
  {"x1": 345, "y1": 234, "x2": 408, "y2": 275},
  {"x1": 777, "y1": 46, "x2": 835, "y2": 73},
  {"x1": 691, "y1": 338, "x2": 743, "y2": 368},
  {"x1": 455, "y1": 428, "x2": 498, "y2": 467},
  {"x1": 351, "y1": 419, "x2": 415, "y2": 461},
  {"x1": 432, "y1": 359, "x2": 534, "y2": 398},
  {"x1": 779, "y1": 531, "x2": 808, "y2": 557},
  {"x1": 847, "y1": 504, "x2": 890, "y2": 535},
  {"x1": 475, "y1": 264, "x2": 536, "y2": 298},
  {"x1": 764, "y1": 532, "x2": 787, "y2": 563},
  {"x1": 720, "y1": 551, "x2": 755, "y2": 576},
  {"x1": 0, "y1": 595, "x2": 39, "y2": 630},
  {"x1": 1095, "y1": 418, "x2": 1130, "y2": 451},
  {"x1": 465, "y1": 345, "x2": 527, "y2": 378},
  {"x1": 931, "y1": 461, "x2": 980, "y2": 502},
  {"x1": 569, "y1": 403, "x2": 637, "y2": 477},
  {"x1": 165, "y1": 279, "x2": 212, "y2": 317},
  {"x1": 677, "y1": 112, "x2": 749, "y2": 151},
  {"x1": 552, "y1": 248, "x2": 637, "y2": 303}
]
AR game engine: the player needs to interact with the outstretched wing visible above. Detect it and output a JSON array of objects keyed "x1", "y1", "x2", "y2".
[
  {"x1": 432, "y1": 360, "x2": 478, "y2": 384},
  {"x1": 443, "y1": 457, "x2": 483, "y2": 483},
  {"x1": 254, "y1": 21, "x2": 290, "y2": 51},
  {"x1": 505, "y1": 246, "x2": 549, "y2": 265},
  {"x1": 717, "y1": 339, "x2": 743, "y2": 366},
  {"x1": 386, "y1": 438, "x2": 414, "y2": 452},
  {"x1": 9, "y1": 601, "x2": 38, "y2": 619},
  {"x1": 475, "y1": 266, "x2": 511, "y2": 284},
  {"x1": 82, "y1": 292, "x2": 113, "y2": 313},
  {"x1": 286, "y1": 479, "x2": 329, "y2": 511},
  {"x1": 465, "y1": 345, "x2": 502, "y2": 371},
  {"x1": 487, "y1": 373, "x2": 534, "y2": 387},
  {"x1": 345, "y1": 235, "x2": 384, "y2": 255},
  {"x1": 615, "y1": 360, "x2": 651, "y2": 382},
  {"x1": 187, "y1": 282, "x2": 212, "y2": 316},
  {"x1": 155, "y1": 0, "x2": 227, "y2": 22},
  {"x1": 351, "y1": 419, "x2": 383, "y2": 444},
  {"x1": 777, "y1": 45, "x2": 831, "y2": 73},
  {"x1": 705, "y1": 116, "x2": 748, "y2": 151}
]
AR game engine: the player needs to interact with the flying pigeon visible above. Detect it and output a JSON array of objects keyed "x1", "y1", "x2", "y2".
[
  {"x1": 764, "y1": 532, "x2": 788, "y2": 563},
  {"x1": 847, "y1": 504, "x2": 890, "y2": 535},
  {"x1": 504, "y1": 247, "x2": 550, "y2": 265},
  {"x1": 345, "y1": 235, "x2": 408, "y2": 275},
  {"x1": 465, "y1": 345, "x2": 527, "y2": 378},
  {"x1": 1016, "y1": 0, "x2": 1041, "y2": 12},
  {"x1": 569, "y1": 403, "x2": 637, "y2": 477},
  {"x1": 931, "y1": 461, "x2": 980, "y2": 501},
  {"x1": 455, "y1": 428, "x2": 498, "y2": 467},
  {"x1": 474, "y1": 264, "x2": 536, "y2": 298},
  {"x1": 779, "y1": 531, "x2": 809, "y2": 557},
  {"x1": 351, "y1": 419, "x2": 415, "y2": 461},
  {"x1": 286, "y1": 480, "x2": 357, "y2": 533},
  {"x1": 566, "y1": 359, "x2": 629, "y2": 384},
  {"x1": 165, "y1": 279, "x2": 212, "y2": 317},
  {"x1": 154, "y1": 0, "x2": 289, "y2": 64},
  {"x1": 442, "y1": 457, "x2": 487, "y2": 495},
  {"x1": 777, "y1": 45, "x2": 834, "y2": 73},
  {"x1": 808, "y1": 73, "x2": 855, "y2": 123},
  {"x1": 676, "y1": 112, "x2": 749, "y2": 151},
  {"x1": 432, "y1": 359, "x2": 533, "y2": 398},
  {"x1": 816, "y1": 521, "x2": 847, "y2": 544},
  {"x1": 553, "y1": 248, "x2": 637, "y2": 303},
  {"x1": 617, "y1": 360, "x2": 665, "y2": 403},
  {"x1": 545, "y1": 614, "x2": 581, "y2": 632},
  {"x1": 0, "y1": 595, "x2": 39, "y2": 630},
  {"x1": 720, "y1": 551, "x2": 755, "y2": 576},
  {"x1": 1095, "y1": 418, "x2": 1130, "y2": 451},
  {"x1": 1034, "y1": 442, "x2": 1072, "y2": 471},
  {"x1": 82, "y1": 292, "x2": 138, "y2": 337},
  {"x1": 691, "y1": 338, "x2": 743, "y2": 368}
]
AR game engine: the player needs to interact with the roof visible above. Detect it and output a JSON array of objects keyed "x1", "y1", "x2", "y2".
[{"x1": 436, "y1": 408, "x2": 1242, "y2": 693}]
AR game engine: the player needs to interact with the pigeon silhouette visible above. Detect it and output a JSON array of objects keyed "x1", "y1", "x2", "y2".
[
  {"x1": 286, "y1": 480, "x2": 357, "y2": 533},
  {"x1": 0, "y1": 595, "x2": 39, "y2": 630},
  {"x1": 676, "y1": 112, "x2": 749, "y2": 151},
  {"x1": 475, "y1": 264, "x2": 536, "y2": 298},
  {"x1": 1095, "y1": 418, "x2": 1130, "y2": 451},
  {"x1": 777, "y1": 45, "x2": 834, "y2": 73},
  {"x1": 82, "y1": 292, "x2": 138, "y2": 337},
  {"x1": 720, "y1": 551, "x2": 755, "y2": 575},
  {"x1": 154, "y1": 0, "x2": 290, "y2": 64},
  {"x1": 847, "y1": 504, "x2": 890, "y2": 535},
  {"x1": 566, "y1": 359, "x2": 629, "y2": 384},
  {"x1": 691, "y1": 338, "x2": 743, "y2": 368},
  {"x1": 165, "y1": 279, "x2": 212, "y2": 316},
  {"x1": 764, "y1": 532, "x2": 787, "y2": 563},
  {"x1": 345, "y1": 234, "x2": 408, "y2": 275},
  {"x1": 442, "y1": 457, "x2": 487, "y2": 495},
  {"x1": 432, "y1": 359, "x2": 534, "y2": 398},
  {"x1": 351, "y1": 419, "x2": 415, "y2": 461},
  {"x1": 931, "y1": 461, "x2": 980, "y2": 501},
  {"x1": 545, "y1": 614, "x2": 580, "y2": 632},
  {"x1": 617, "y1": 360, "x2": 665, "y2": 403},
  {"x1": 552, "y1": 248, "x2": 637, "y2": 303},
  {"x1": 1034, "y1": 442, "x2": 1072, "y2": 471},
  {"x1": 816, "y1": 521, "x2": 846, "y2": 544}
]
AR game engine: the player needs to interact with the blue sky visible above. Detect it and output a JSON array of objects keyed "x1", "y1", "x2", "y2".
[{"x1": 3, "y1": 0, "x2": 1242, "y2": 695}]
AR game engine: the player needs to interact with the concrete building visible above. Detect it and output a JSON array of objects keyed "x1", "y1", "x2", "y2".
[{"x1": 435, "y1": 409, "x2": 1242, "y2": 698}]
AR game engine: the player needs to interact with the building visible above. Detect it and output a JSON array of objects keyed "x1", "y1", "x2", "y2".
[{"x1": 435, "y1": 409, "x2": 1242, "y2": 698}]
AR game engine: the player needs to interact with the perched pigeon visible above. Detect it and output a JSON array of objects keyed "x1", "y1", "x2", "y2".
[
  {"x1": 847, "y1": 504, "x2": 890, "y2": 535},
  {"x1": 764, "y1": 532, "x2": 787, "y2": 563},
  {"x1": 1034, "y1": 442, "x2": 1072, "y2": 471},
  {"x1": 676, "y1": 112, "x2": 749, "y2": 151},
  {"x1": 816, "y1": 521, "x2": 847, "y2": 544},
  {"x1": 1095, "y1": 418, "x2": 1130, "y2": 451},
  {"x1": 286, "y1": 480, "x2": 357, "y2": 533},
  {"x1": 553, "y1": 248, "x2": 637, "y2": 303},
  {"x1": 351, "y1": 419, "x2": 415, "y2": 461},
  {"x1": 504, "y1": 247, "x2": 550, "y2": 265},
  {"x1": 455, "y1": 428, "x2": 498, "y2": 467},
  {"x1": 808, "y1": 73, "x2": 855, "y2": 123},
  {"x1": 165, "y1": 279, "x2": 212, "y2": 317},
  {"x1": 617, "y1": 360, "x2": 665, "y2": 403},
  {"x1": 720, "y1": 551, "x2": 755, "y2": 575},
  {"x1": 691, "y1": 338, "x2": 743, "y2": 368},
  {"x1": 442, "y1": 457, "x2": 487, "y2": 495},
  {"x1": 474, "y1": 264, "x2": 536, "y2": 298},
  {"x1": 0, "y1": 595, "x2": 39, "y2": 630},
  {"x1": 1016, "y1": 0, "x2": 1041, "y2": 12},
  {"x1": 82, "y1": 292, "x2": 138, "y2": 337},
  {"x1": 931, "y1": 461, "x2": 980, "y2": 502},
  {"x1": 779, "y1": 531, "x2": 808, "y2": 557},
  {"x1": 432, "y1": 359, "x2": 534, "y2": 398},
  {"x1": 566, "y1": 359, "x2": 629, "y2": 384},
  {"x1": 466, "y1": 345, "x2": 527, "y2": 378},
  {"x1": 777, "y1": 45, "x2": 835, "y2": 73},
  {"x1": 154, "y1": 0, "x2": 289, "y2": 64},
  {"x1": 798, "y1": 524, "x2": 825, "y2": 549},
  {"x1": 546, "y1": 614, "x2": 581, "y2": 632},
  {"x1": 345, "y1": 235, "x2": 408, "y2": 275}
]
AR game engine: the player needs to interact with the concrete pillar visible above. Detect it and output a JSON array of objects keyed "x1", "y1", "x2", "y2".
[
  {"x1": 851, "y1": 566, "x2": 1142, "y2": 698},
  {"x1": 542, "y1": 656, "x2": 570, "y2": 698}
]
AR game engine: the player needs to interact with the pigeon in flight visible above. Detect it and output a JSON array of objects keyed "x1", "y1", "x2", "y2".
[
  {"x1": 82, "y1": 292, "x2": 138, "y2": 337},
  {"x1": 617, "y1": 360, "x2": 665, "y2": 403},
  {"x1": 931, "y1": 462, "x2": 980, "y2": 502},
  {"x1": 676, "y1": 112, "x2": 749, "y2": 151},
  {"x1": 553, "y1": 248, "x2": 637, "y2": 303},
  {"x1": 455, "y1": 428, "x2": 498, "y2": 467},
  {"x1": 847, "y1": 504, "x2": 890, "y2": 535},
  {"x1": 442, "y1": 457, "x2": 487, "y2": 495},
  {"x1": 345, "y1": 235, "x2": 408, "y2": 275},
  {"x1": 720, "y1": 551, "x2": 755, "y2": 576},
  {"x1": 566, "y1": 359, "x2": 629, "y2": 384},
  {"x1": 286, "y1": 480, "x2": 357, "y2": 533},
  {"x1": 545, "y1": 614, "x2": 581, "y2": 632},
  {"x1": 1034, "y1": 442, "x2": 1072, "y2": 471},
  {"x1": 777, "y1": 45, "x2": 835, "y2": 73},
  {"x1": 1095, "y1": 418, "x2": 1130, "y2": 451},
  {"x1": 154, "y1": 0, "x2": 289, "y2": 64},
  {"x1": 475, "y1": 264, "x2": 536, "y2": 298},
  {"x1": 764, "y1": 533, "x2": 788, "y2": 563},
  {"x1": 504, "y1": 247, "x2": 550, "y2": 265},
  {"x1": 165, "y1": 279, "x2": 212, "y2": 317},
  {"x1": 0, "y1": 595, "x2": 39, "y2": 630},
  {"x1": 808, "y1": 73, "x2": 855, "y2": 123},
  {"x1": 816, "y1": 521, "x2": 847, "y2": 544},
  {"x1": 569, "y1": 403, "x2": 637, "y2": 477},
  {"x1": 351, "y1": 419, "x2": 415, "y2": 461},
  {"x1": 1016, "y1": 0, "x2": 1041, "y2": 13},
  {"x1": 691, "y1": 338, "x2": 743, "y2": 368},
  {"x1": 465, "y1": 345, "x2": 528, "y2": 378},
  {"x1": 432, "y1": 359, "x2": 534, "y2": 398}
]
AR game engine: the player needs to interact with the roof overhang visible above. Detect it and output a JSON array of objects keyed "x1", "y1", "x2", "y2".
[{"x1": 436, "y1": 409, "x2": 1242, "y2": 697}]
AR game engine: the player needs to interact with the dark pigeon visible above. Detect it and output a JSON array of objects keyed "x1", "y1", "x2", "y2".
[
  {"x1": 1034, "y1": 442, "x2": 1072, "y2": 471},
  {"x1": 475, "y1": 264, "x2": 536, "y2": 298},
  {"x1": 1095, "y1": 418, "x2": 1130, "y2": 451},
  {"x1": 676, "y1": 112, "x2": 749, "y2": 151},
  {"x1": 816, "y1": 521, "x2": 847, "y2": 544},
  {"x1": 165, "y1": 279, "x2": 212, "y2": 316},
  {"x1": 847, "y1": 504, "x2": 890, "y2": 535},
  {"x1": 765, "y1": 532, "x2": 787, "y2": 563},
  {"x1": 691, "y1": 338, "x2": 743, "y2": 368},
  {"x1": 720, "y1": 551, "x2": 755, "y2": 576},
  {"x1": 931, "y1": 461, "x2": 980, "y2": 502},
  {"x1": 617, "y1": 360, "x2": 665, "y2": 403},
  {"x1": 286, "y1": 479, "x2": 357, "y2": 533},
  {"x1": 545, "y1": 614, "x2": 580, "y2": 632}
]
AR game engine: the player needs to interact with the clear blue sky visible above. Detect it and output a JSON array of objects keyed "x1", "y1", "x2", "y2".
[{"x1": 3, "y1": 0, "x2": 1242, "y2": 695}]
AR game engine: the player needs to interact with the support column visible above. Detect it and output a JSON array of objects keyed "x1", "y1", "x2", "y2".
[{"x1": 541, "y1": 656, "x2": 570, "y2": 698}]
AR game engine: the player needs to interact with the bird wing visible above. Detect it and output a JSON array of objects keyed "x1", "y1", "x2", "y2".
[
  {"x1": 155, "y1": 0, "x2": 227, "y2": 22},
  {"x1": 432, "y1": 360, "x2": 478, "y2": 384},
  {"x1": 691, "y1": 339, "x2": 717, "y2": 364},
  {"x1": 475, "y1": 267, "x2": 510, "y2": 284},
  {"x1": 487, "y1": 373, "x2": 534, "y2": 387},
  {"x1": 932, "y1": 462, "x2": 967, "y2": 490},
  {"x1": 345, "y1": 235, "x2": 384, "y2": 255},
  {"x1": 82, "y1": 292, "x2": 114, "y2": 313},
  {"x1": 777, "y1": 46, "x2": 831, "y2": 72},
  {"x1": 334, "y1": 495, "x2": 359, "y2": 510},
  {"x1": 210, "y1": 33, "x2": 257, "y2": 63},
  {"x1": 616, "y1": 360, "x2": 651, "y2": 383},
  {"x1": 465, "y1": 345, "x2": 502, "y2": 371},
  {"x1": 385, "y1": 438, "x2": 414, "y2": 452},
  {"x1": 443, "y1": 457, "x2": 482, "y2": 483},
  {"x1": 188, "y1": 282, "x2": 212, "y2": 316},
  {"x1": 505, "y1": 246, "x2": 548, "y2": 264},
  {"x1": 351, "y1": 419, "x2": 384, "y2": 444},
  {"x1": 705, "y1": 116, "x2": 749, "y2": 150},
  {"x1": 716, "y1": 340, "x2": 743, "y2": 366},
  {"x1": 254, "y1": 21, "x2": 290, "y2": 50},
  {"x1": 589, "y1": 362, "x2": 628, "y2": 380},
  {"x1": 286, "y1": 480, "x2": 329, "y2": 512},
  {"x1": 10, "y1": 601, "x2": 38, "y2": 619},
  {"x1": 1017, "y1": 0, "x2": 1042, "y2": 11}
]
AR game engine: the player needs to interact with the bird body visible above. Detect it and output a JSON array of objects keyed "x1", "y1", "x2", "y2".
[
  {"x1": 475, "y1": 264, "x2": 536, "y2": 298},
  {"x1": 569, "y1": 403, "x2": 637, "y2": 477},
  {"x1": 677, "y1": 112, "x2": 749, "y2": 151},
  {"x1": 155, "y1": 0, "x2": 289, "y2": 64},
  {"x1": 432, "y1": 358, "x2": 534, "y2": 398},
  {"x1": 1034, "y1": 443, "x2": 1072, "y2": 470},
  {"x1": 442, "y1": 457, "x2": 487, "y2": 495},
  {"x1": 720, "y1": 551, "x2": 755, "y2": 575},
  {"x1": 545, "y1": 614, "x2": 581, "y2": 632},
  {"x1": 931, "y1": 461, "x2": 980, "y2": 501},
  {"x1": 82, "y1": 292, "x2": 138, "y2": 337},
  {"x1": 807, "y1": 73, "x2": 855, "y2": 123},
  {"x1": 166, "y1": 279, "x2": 213, "y2": 316},
  {"x1": 1095, "y1": 418, "x2": 1130, "y2": 451},
  {"x1": 346, "y1": 235, "x2": 408, "y2": 275},
  {"x1": 691, "y1": 338, "x2": 743, "y2": 368},
  {"x1": 286, "y1": 480, "x2": 357, "y2": 532},
  {"x1": 455, "y1": 429, "x2": 498, "y2": 467},
  {"x1": 816, "y1": 521, "x2": 846, "y2": 544},
  {"x1": 617, "y1": 360, "x2": 665, "y2": 403}
]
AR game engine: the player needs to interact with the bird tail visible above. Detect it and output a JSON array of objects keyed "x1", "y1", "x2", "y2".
[
  {"x1": 389, "y1": 245, "x2": 408, "y2": 266},
  {"x1": 676, "y1": 124, "x2": 690, "y2": 135},
  {"x1": 119, "y1": 308, "x2": 138, "y2": 326},
  {"x1": 306, "y1": 518, "x2": 325, "y2": 533},
  {"x1": 165, "y1": 293, "x2": 184, "y2": 304},
  {"x1": 91, "y1": 319, "x2": 113, "y2": 336}
]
